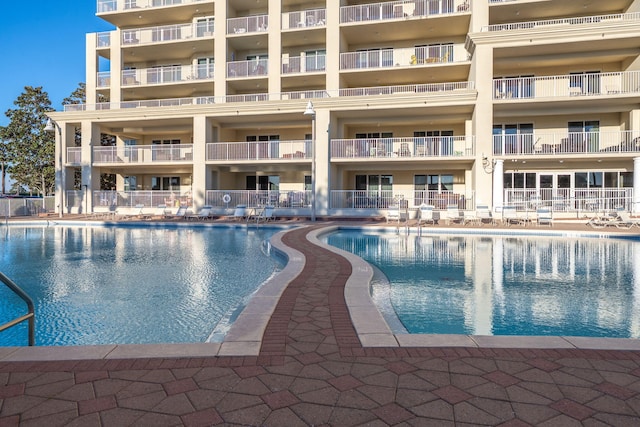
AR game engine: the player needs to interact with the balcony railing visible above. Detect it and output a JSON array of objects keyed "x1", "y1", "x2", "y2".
[
  {"x1": 493, "y1": 71, "x2": 640, "y2": 100},
  {"x1": 122, "y1": 21, "x2": 214, "y2": 45},
  {"x1": 97, "y1": 32, "x2": 111, "y2": 48},
  {"x1": 97, "y1": 0, "x2": 207, "y2": 13},
  {"x1": 206, "y1": 141, "x2": 311, "y2": 161},
  {"x1": 97, "y1": 72, "x2": 111, "y2": 88},
  {"x1": 493, "y1": 131, "x2": 640, "y2": 156},
  {"x1": 227, "y1": 59, "x2": 268, "y2": 78},
  {"x1": 282, "y1": 55, "x2": 326, "y2": 74},
  {"x1": 122, "y1": 64, "x2": 213, "y2": 86},
  {"x1": 340, "y1": 44, "x2": 460, "y2": 70},
  {"x1": 206, "y1": 190, "x2": 311, "y2": 209},
  {"x1": 332, "y1": 136, "x2": 474, "y2": 159},
  {"x1": 93, "y1": 191, "x2": 192, "y2": 209},
  {"x1": 93, "y1": 145, "x2": 193, "y2": 164},
  {"x1": 483, "y1": 11, "x2": 640, "y2": 32},
  {"x1": 504, "y1": 188, "x2": 633, "y2": 213},
  {"x1": 330, "y1": 190, "x2": 474, "y2": 210},
  {"x1": 65, "y1": 81, "x2": 475, "y2": 111},
  {"x1": 67, "y1": 147, "x2": 82, "y2": 164},
  {"x1": 340, "y1": 0, "x2": 470, "y2": 24},
  {"x1": 226, "y1": 15, "x2": 269, "y2": 35},
  {"x1": 282, "y1": 9, "x2": 327, "y2": 30}
]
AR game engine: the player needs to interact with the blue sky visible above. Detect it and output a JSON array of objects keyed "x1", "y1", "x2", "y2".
[{"x1": 0, "y1": 1, "x2": 114, "y2": 126}]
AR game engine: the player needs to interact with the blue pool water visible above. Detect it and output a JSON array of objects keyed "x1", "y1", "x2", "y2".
[
  {"x1": 0, "y1": 225, "x2": 284, "y2": 346},
  {"x1": 325, "y1": 230, "x2": 640, "y2": 338}
]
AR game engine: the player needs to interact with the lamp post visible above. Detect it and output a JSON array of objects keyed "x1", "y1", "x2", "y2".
[
  {"x1": 303, "y1": 101, "x2": 316, "y2": 221},
  {"x1": 44, "y1": 118, "x2": 63, "y2": 218}
]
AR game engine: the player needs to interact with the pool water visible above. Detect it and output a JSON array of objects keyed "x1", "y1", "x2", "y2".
[
  {"x1": 326, "y1": 230, "x2": 640, "y2": 338},
  {"x1": 0, "y1": 225, "x2": 283, "y2": 346}
]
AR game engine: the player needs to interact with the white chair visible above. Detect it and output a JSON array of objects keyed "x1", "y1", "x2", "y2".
[
  {"x1": 502, "y1": 206, "x2": 521, "y2": 226},
  {"x1": 249, "y1": 205, "x2": 275, "y2": 223},
  {"x1": 444, "y1": 204, "x2": 463, "y2": 225},
  {"x1": 386, "y1": 205, "x2": 401, "y2": 223},
  {"x1": 231, "y1": 205, "x2": 247, "y2": 221},
  {"x1": 186, "y1": 205, "x2": 213, "y2": 221},
  {"x1": 417, "y1": 204, "x2": 435, "y2": 225},
  {"x1": 476, "y1": 205, "x2": 494, "y2": 225},
  {"x1": 536, "y1": 207, "x2": 553, "y2": 227}
]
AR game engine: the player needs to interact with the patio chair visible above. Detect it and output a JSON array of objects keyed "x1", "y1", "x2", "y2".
[
  {"x1": 417, "y1": 204, "x2": 435, "y2": 225},
  {"x1": 230, "y1": 205, "x2": 247, "y2": 221},
  {"x1": 186, "y1": 205, "x2": 213, "y2": 221},
  {"x1": 502, "y1": 206, "x2": 522, "y2": 226},
  {"x1": 386, "y1": 205, "x2": 401, "y2": 223},
  {"x1": 249, "y1": 205, "x2": 275, "y2": 223},
  {"x1": 149, "y1": 204, "x2": 167, "y2": 219},
  {"x1": 164, "y1": 206, "x2": 187, "y2": 220},
  {"x1": 444, "y1": 204, "x2": 463, "y2": 225},
  {"x1": 536, "y1": 207, "x2": 553, "y2": 227},
  {"x1": 613, "y1": 210, "x2": 640, "y2": 229},
  {"x1": 476, "y1": 205, "x2": 495, "y2": 225}
]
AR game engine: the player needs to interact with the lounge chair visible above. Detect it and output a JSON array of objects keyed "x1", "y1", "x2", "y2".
[
  {"x1": 502, "y1": 206, "x2": 522, "y2": 226},
  {"x1": 230, "y1": 205, "x2": 247, "y2": 221},
  {"x1": 249, "y1": 205, "x2": 274, "y2": 223},
  {"x1": 186, "y1": 205, "x2": 213, "y2": 221},
  {"x1": 386, "y1": 205, "x2": 401, "y2": 223},
  {"x1": 149, "y1": 204, "x2": 167, "y2": 219},
  {"x1": 613, "y1": 210, "x2": 640, "y2": 229},
  {"x1": 417, "y1": 204, "x2": 435, "y2": 225},
  {"x1": 476, "y1": 205, "x2": 494, "y2": 225},
  {"x1": 165, "y1": 206, "x2": 187, "y2": 220},
  {"x1": 444, "y1": 204, "x2": 463, "y2": 225},
  {"x1": 536, "y1": 207, "x2": 553, "y2": 226}
]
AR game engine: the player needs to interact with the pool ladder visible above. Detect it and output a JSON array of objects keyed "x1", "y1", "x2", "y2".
[{"x1": 0, "y1": 271, "x2": 35, "y2": 346}]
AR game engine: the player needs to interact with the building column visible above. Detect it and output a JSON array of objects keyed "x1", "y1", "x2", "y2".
[
  {"x1": 314, "y1": 108, "x2": 331, "y2": 217},
  {"x1": 634, "y1": 157, "x2": 640, "y2": 214},
  {"x1": 81, "y1": 121, "x2": 101, "y2": 213},
  {"x1": 493, "y1": 159, "x2": 504, "y2": 211},
  {"x1": 192, "y1": 115, "x2": 210, "y2": 210}
]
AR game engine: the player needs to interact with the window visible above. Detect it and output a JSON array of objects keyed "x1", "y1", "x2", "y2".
[
  {"x1": 493, "y1": 123, "x2": 533, "y2": 154},
  {"x1": 503, "y1": 173, "x2": 536, "y2": 189},
  {"x1": 414, "y1": 130, "x2": 453, "y2": 156},
  {"x1": 568, "y1": 121, "x2": 599, "y2": 152},
  {"x1": 305, "y1": 50, "x2": 326, "y2": 72},
  {"x1": 196, "y1": 17, "x2": 214, "y2": 37},
  {"x1": 354, "y1": 174, "x2": 393, "y2": 207},
  {"x1": 152, "y1": 139, "x2": 180, "y2": 161},
  {"x1": 414, "y1": 174, "x2": 455, "y2": 207},
  {"x1": 147, "y1": 65, "x2": 181, "y2": 84},
  {"x1": 570, "y1": 71, "x2": 600, "y2": 95},
  {"x1": 151, "y1": 176, "x2": 180, "y2": 191},
  {"x1": 124, "y1": 176, "x2": 137, "y2": 191},
  {"x1": 196, "y1": 57, "x2": 214, "y2": 79},
  {"x1": 355, "y1": 48, "x2": 393, "y2": 68}
]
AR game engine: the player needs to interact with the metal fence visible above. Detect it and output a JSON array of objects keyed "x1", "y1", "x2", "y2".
[{"x1": 0, "y1": 197, "x2": 55, "y2": 218}]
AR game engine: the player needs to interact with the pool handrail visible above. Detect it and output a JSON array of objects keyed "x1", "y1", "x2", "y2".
[{"x1": 0, "y1": 271, "x2": 35, "y2": 346}]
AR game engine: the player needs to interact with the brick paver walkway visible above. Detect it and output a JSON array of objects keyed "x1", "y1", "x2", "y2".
[{"x1": 2, "y1": 224, "x2": 640, "y2": 426}]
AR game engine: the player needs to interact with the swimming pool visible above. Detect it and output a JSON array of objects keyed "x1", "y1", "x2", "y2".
[
  {"x1": 0, "y1": 224, "x2": 284, "y2": 346},
  {"x1": 325, "y1": 230, "x2": 640, "y2": 338}
]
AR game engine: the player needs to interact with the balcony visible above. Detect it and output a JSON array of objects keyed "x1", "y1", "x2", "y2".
[
  {"x1": 483, "y1": 11, "x2": 640, "y2": 32},
  {"x1": 340, "y1": 45, "x2": 461, "y2": 70},
  {"x1": 330, "y1": 190, "x2": 474, "y2": 210},
  {"x1": 226, "y1": 15, "x2": 269, "y2": 35},
  {"x1": 206, "y1": 141, "x2": 311, "y2": 162},
  {"x1": 97, "y1": 0, "x2": 207, "y2": 13},
  {"x1": 340, "y1": 0, "x2": 470, "y2": 24},
  {"x1": 282, "y1": 9, "x2": 327, "y2": 30},
  {"x1": 97, "y1": 72, "x2": 111, "y2": 88},
  {"x1": 67, "y1": 148, "x2": 82, "y2": 165},
  {"x1": 493, "y1": 71, "x2": 640, "y2": 100},
  {"x1": 96, "y1": 0, "x2": 213, "y2": 27},
  {"x1": 493, "y1": 131, "x2": 640, "y2": 156},
  {"x1": 121, "y1": 64, "x2": 213, "y2": 86},
  {"x1": 282, "y1": 55, "x2": 326, "y2": 74},
  {"x1": 93, "y1": 145, "x2": 194, "y2": 164},
  {"x1": 96, "y1": 32, "x2": 111, "y2": 48},
  {"x1": 206, "y1": 190, "x2": 311, "y2": 209},
  {"x1": 331, "y1": 136, "x2": 474, "y2": 159},
  {"x1": 121, "y1": 21, "x2": 214, "y2": 46},
  {"x1": 227, "y1": 59, "x2": 268, "y2": 78}
]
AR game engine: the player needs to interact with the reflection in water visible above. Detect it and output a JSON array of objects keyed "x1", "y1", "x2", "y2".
[
  {"x1": 0, "y1": 226, "x2": 282, "y2": 346},
  {"x1": 326, "y1": 231, "x2": 640, "y2": 338}
]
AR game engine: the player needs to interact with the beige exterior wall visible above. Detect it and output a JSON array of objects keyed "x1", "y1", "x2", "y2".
[{"x1": 50, "y1": 0, "x2": 640, "y2": 216}]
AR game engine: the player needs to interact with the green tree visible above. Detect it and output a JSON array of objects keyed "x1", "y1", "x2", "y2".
[
  {"x1": 0, "y1": 128, "x2": 9, "y2": 194},
  {"x1": 63, "y1": 83, "x2": 116, "y2": 190},
  {"x1": 3, "y1": 86, "x2": 55, "y2": 196}
]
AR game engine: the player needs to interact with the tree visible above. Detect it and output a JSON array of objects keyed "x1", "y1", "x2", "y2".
[
  {"x1": 3, "y1": 86, "x2": 55, "y2": 196},
  {"x1": 63, "y1": 82, "x2": 116, "y2": 190},
  {"x1": 0, "y1": 128, "x2": 9, "y2": 194}
]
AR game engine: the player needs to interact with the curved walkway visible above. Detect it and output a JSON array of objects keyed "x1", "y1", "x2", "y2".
[{"x1": 2, "y1": 225, "x2": 640, "y2": 425}]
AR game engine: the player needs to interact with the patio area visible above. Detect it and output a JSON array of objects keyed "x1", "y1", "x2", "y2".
[{"x1": 1, "y1": 223, "x2": 640, "y2": 425}]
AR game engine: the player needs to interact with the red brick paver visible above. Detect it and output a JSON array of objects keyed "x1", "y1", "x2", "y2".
[{"x1": 2, "y1": 224, "x2": 640, "y2": 426}]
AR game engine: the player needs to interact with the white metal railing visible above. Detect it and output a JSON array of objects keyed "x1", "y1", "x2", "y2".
[
  {"x1": 93, "y1": 191, "x2": 192, "y2": 209},
  {"x1": 227, "y1": 59, "x2": 268, "y2": 78},
  {"x1": 121, "y1": 64, "x2": 213, "y2": 86},
  {"x1": 282, "y1": 55, "x2": 326, "y2": 74},
  {"x1": 93, "y1": 145, "x2": 193, "y2": 163},
  {"x1": 493, "y1": 71, "x2": 640, "y2": 100},
  {"x1": 97, "y1": 72, "x2": 111, "y2": 88},
  {"x1": 330, "y1": 190, "x2": 474, "y2": 210},
  {"x1": 206, "y1": 141, "x2": 311, "y2": 161},
  {"x1": 97, "y1": 0, "x2": 207, "y2": 13},
  {"x1": 67, "y1": 148, "x2": 82, "y2": 164},
  {"x1": 483, "y1": 11, "x2": 640, "y2": 32},
  {"x1": 340, "y1": 0, "x2": 470, "y2": 23},
  {"x1": 97, "y1": 32, "x2": 111, "y2": 48},
  {"x1": 340, "y1": 44, "x2": 460, "y2": 70},
  {"x1": 121, "y1": 21, "x2": 214, "y2": 46},
  {"x1": 282, "y1": 9, "x2": 327, "y2": 30},
  {"x1": 332, "y1": 136, "x2": 474, "y2": 158},
  {"x1": 493, "y1": 131, "x2": 640, "y2": 156},
  {"x1": 206, "y1": 190, "x2": 311, "y2": 208},
  {"x1": 64, "y1": 81, "x2": 475, "y2": 111},
  {"x1": 503, "y1": 188, "x2": 633, "y2": 213},
  {"x1": 226, "y1": 15, "x2": 269, "y2": 34}
]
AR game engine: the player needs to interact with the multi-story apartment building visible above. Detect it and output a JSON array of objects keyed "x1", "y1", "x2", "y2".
[{"x1": 48, "y1": 0, "x2": 640, "y2": 218}]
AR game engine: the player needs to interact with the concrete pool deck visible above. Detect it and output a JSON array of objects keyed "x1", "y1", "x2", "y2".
[{"x1": 2, "y1": 220, "x2": 640, "y2": 425}]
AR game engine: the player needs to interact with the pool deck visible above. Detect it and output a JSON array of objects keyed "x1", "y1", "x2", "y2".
[{"x1": 2, "y1": 219, "x2": 640, "y2": 425}]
